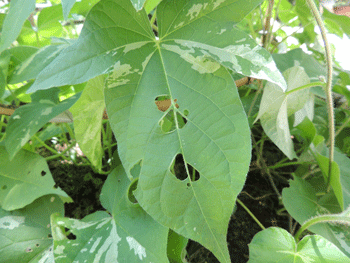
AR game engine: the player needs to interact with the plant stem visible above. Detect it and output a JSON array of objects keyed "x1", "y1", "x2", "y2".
[
  {"x1": 284, "y1": 82, "x2": 325, "y2": 95},
  {"x1": 237, "y1": 198, "x2": 265, "y2": 230},
  {"x1": 267, "y1": 161, "x2": 315, "y2": 170},
  {"x1": 305, "y1": 0, "x2": 334, "y2": 192}
]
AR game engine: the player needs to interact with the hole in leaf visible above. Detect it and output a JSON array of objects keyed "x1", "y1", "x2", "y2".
[
  {"x1": 35, "y1": 243, "x2": 40, "y2": 247},
  {"x1": 48, "y1": 233, "x2": 52, "y2": 238},
  {"x1": 155, "y1": 96, "x2": 180, "y2": 112},
  {"x1": 170, "y1": 154, "x2": 200, "y2": 182},
  {"x1": 127, "y1": 179, "x2": 139, "y2": 204},
  {"x1": 53, "y1": 184, "x2": 58, "y2": 189},
  {"x1": 41, "y1": 170, "x2": 46, "y2": 176},
  {"x1": 1, "y1": 185, "x2": 7, "y2": 190},
  {"x1": 25, "y1": 247, "x2": 33, "y2": 253},
  {"x1": 65, "y1": 228, "x2": 77, "y2": 240},
  {"x1": 159, "y1": 110, "x2": 187, "y2": 133},
  {"x1": 130, "y1": 160, "x2": 142, "y2": 178}
]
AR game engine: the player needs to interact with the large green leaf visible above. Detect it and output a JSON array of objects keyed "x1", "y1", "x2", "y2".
[
  {"x1": 5, "y1": 88, "x2": 81, "y2": 159},
  {"x1": 282, "y1": 176, "x2": 350, "y2": 257},
  {"x1": 0, "y1": 0, "x2": 36, "y2": 52},
  {"x1": 257, "y1": 66, "x2": 311, "y2": 159},
  {"x1": 248, "y1": 227, "x2": 350, "y2": 263},
  {"x1": 70, "y1": 75, "x2": 105, "y2": 170},
  {"x1": 0, "y1": 145, "x2": 71, "y2": 211},
  {"x1": 51, "y1": 166, "x2": 169, "y2": 262},
  {"x1": 28, "y1": 0, "x2": 286, "y2": 94},
  {"x1": 0, "y1": 195, "x2": 63, "y2": 263}
]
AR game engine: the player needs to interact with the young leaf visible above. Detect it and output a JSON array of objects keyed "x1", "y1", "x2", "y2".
[
  {"x1": 5, "y1": 88, "x2": 80, "y2": 159},
  {"x1": 70, "y1": 75, "x2": 106, "y2": 170},
  {"x1": 0, "y1": 0, "x2": 36, "y2": 52},
  {"x1": 0, "y1": 146, "x2": 71, "y2": 210},
  {"x1": 248, "y1": 227, "x2": 350, "y2": 263},
  {"x1": 257, "y1": 66, "x2": 311, "y2": 159},
  {"x1": 51, "y1": 166, "x2": 169, "y2": 262},
  {"x1": 0, "y1": 195, "x2": 63, "y2": 263}
]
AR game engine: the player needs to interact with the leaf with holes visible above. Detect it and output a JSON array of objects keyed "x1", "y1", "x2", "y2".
[
  {"x1": 51, "y1": 166, "x2": 169, "y2": 262},
  {"x1": 0, "y1": 195, "x2": 63, "y2": 263},
  {"x1": 0, "y1": 145, "x2": 71, "y2": 211}
]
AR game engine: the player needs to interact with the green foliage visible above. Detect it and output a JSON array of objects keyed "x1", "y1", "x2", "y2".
[{"x1": 1, "y1": 0, "x2": 350, "y2": 262}]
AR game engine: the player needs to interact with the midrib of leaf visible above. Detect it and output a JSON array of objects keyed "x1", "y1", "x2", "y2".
[{"x1": 154, "y1": 41, "x2": 229, "y2": 262}]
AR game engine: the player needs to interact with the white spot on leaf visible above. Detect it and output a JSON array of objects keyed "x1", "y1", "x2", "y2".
[
  {"x1": 13, "y1": 115, "x2": 20, "y2": 119},
  {"x1": 213, "y1": 0, "x2": 225, "y2": 9},
  {"x1": 187, "y1": 4, "x2": 205, "y2": 20},
  {"x1": 54, "y1": 245, "x2": 65, "y2": 254},
  {"x1": 0, "y1": 216, "x2": 25, "y2": 229},
  {"x1": 126, "y1": 236, "x2": 146, "y2": 260}
]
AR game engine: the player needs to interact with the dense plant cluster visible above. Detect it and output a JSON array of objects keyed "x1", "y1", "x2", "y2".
[{"x1": 1, "y1": 0, "x2": 350, "y2": 262}]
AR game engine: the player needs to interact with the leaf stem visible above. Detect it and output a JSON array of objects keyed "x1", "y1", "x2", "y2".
[
  {"x1": 284, "y1": 82, "x2": 325, "y2": 95},
  {"x1": 236, "y1": 198, "x2": 265, "y2": 230},
  {"x1": 305, "y1": 0, "x2": 334, "y2": 192}
]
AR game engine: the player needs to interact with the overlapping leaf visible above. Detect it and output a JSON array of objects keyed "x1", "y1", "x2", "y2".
[
  {"x1": 0, "y1": 195, "x2": 63, "y2": 263},
  {"x1": 51, "y1": 166, "x2": 169, "y2": 262},
  {"x1": 0, "y1": 145, "x2": 71, "y2": 210}
]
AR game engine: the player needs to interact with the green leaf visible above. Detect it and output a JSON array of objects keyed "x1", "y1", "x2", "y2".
[
  {"x1": 272, "y1": 48, "x2": 326, "y2": 86},
  {"x1": 323, "y1": 8, "x2": 350, "y2": 38},
  {"x1": 70, "y1": 75, "x2": 105, "y2": 170},
  {"x1": 167, "y1": 230, "x2": 188, "y2": 263},
  {"x1": 0, "y1": 0, "x2": 36, "y2": 52},
  {"x1": 51, "y1": 166, "x2": 169, "y2": 262},
  {"x1": 28, "y1": 0, "x2": 286, "y2": 94},
  {"x1": 0, "y1": 146, "x2": 71, "y2": 211},
  {"x1": 282, "y1": 176, "x2": 350, "y2": 257},
  {"x1": 0, "y1": 195, "x2": 63, "y2": 263},
  {"x1": 257, "y1": 66, "x2": 311, "y2": 159},
  {"x1": 144, "y1": 0, "x2": 163, "y2": 13},
  {"x1": 0, "y1": 50, "x2": 11, "y2": 97},
  {"x1": 9, "y1": 44, "x2": 68, "y2": 84},
  {"x1": 248, "y1": 227, "x2": 350, "y2": 263},
  {"x1": 5, "y1": 88, "x2": 81, "y2": 159},
  {"x1": 62, "y1": 0, "x2": 77, "y2": 20}
]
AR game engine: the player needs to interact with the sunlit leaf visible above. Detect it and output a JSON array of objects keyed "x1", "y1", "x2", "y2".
[{"x1": 62, "y1": 0, "x2": 76, "y2": 20}]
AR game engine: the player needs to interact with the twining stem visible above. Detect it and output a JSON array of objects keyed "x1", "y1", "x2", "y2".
[
  {"x1": 237, "y1": 198, "x2": 265, "y2": 230},
  {"x1": 305, "y1": 0, "x2": 334, "y2": 191}
]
